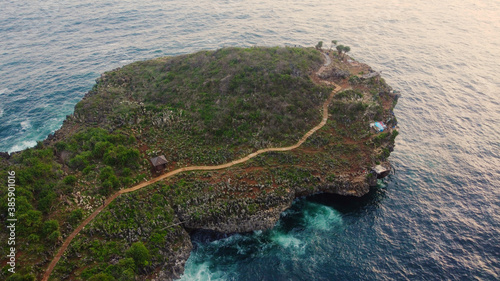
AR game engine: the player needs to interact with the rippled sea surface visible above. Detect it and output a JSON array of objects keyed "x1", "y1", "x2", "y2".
[{"x1": 1, "y1": 0, "x2": 499, "y2": 280}]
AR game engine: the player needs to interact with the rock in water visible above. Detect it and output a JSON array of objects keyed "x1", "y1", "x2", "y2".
[{"x1": 373, "y1": 164, "x2": 391, "y2": 179}]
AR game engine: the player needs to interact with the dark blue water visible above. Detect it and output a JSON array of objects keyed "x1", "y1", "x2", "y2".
[{"x1": 1, "y1": 1, "x2": 499, "y2": 280}]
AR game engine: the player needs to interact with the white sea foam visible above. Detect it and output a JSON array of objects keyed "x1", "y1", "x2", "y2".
[
  {"x1": 269, "y1": 231, "x2": 307, "y2": 257},
  {"x1": 303, "y1": 203, "x2": 344, "y2": 231},
  {"x1": 253, "y1": 230, "x2": 263, "y2": 235},
  {"x1": 9, "y1": 140, "x2": 37, "y2": 153},
  {"x1": 235, "y1": 243, "x2": 247, "y2": 255},
  {"x1": 179, "y1": 260, "x2": 228, "y2": 281},
  {"x1": 20, "y1": 120, "x2": 32, "y2": 130},
  {"x1": 272, "y1": 234, "x2": 302, "y2": 249}
]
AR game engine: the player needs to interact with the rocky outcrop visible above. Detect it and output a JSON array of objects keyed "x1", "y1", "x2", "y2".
[
  {"x1": 32, "y1": 47, "x2": 398, "y2": 281},
  {"x1": 177, "y1": 170, "x2": 381, "y2": 235},
  {"x1": 154, "y1": 228, "x2": 193, "y2": 281},
  {"x1": 318, "y1": 67, "x2": 350, "y2": 80},
  {"x1": 0, "y1": 151, "x2": 10, "y2": 160},
  {"x1": 153, "y1": 167, "x2": 392, "y2": 280},
  {"x1": 182, "y1": 195, "x2": 295, "y2": 234}
]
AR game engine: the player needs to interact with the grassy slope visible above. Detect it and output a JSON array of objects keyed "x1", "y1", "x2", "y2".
[
  {"x1": 0, "y1": 46, "x2": 398, "y2": 280},
  {"x1": 75, "y1": 47, "x2": 327, "y2": 159}
]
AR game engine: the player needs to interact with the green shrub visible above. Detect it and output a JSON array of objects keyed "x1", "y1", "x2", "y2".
[
  {"x1": 101, "y1": 180, "x2": 114, "y2": 196},
  {"x1": 68, "y1": 208, "x2": 84, "y2": 226},
  {"x1": 126, "y1": 241, "x2": 151, "y2": 270},
  {"x1": 55, "y1": 141, "x2": 68, "y2": 152},
  {"x1": 37, "y1": 191, "x2": 56, "y2": 214},
  {"x1": 117, "y1": 257, "x2": 136, "y2": 273},
  {"x1": 26, "y1": 234, "x2": 40, "y2": 243},
  {"x1": 6, "y1": 273, "x2": 35, "y2": 281},
  {"x1": 92, "y1": 141, "x2": 112, "y2": 158},
  {"x1": 17, "y1": 210, "x2": 42, "y2": 234},
  {"x1": 335, "y1": 89, "x2": 363, "y2": 100},
  {"x1": 83, "y1": 164, "x2": 96, "y2": 175},
  {"x1": 120, "y1": 177, "x2": 133, "y2": 187},
  {"x1": 118, "y1": 269, "x2": 135, "y2": 281},
  {"x1": 373, "y1": 132, "x2": 390, "y2": 146},
  {"x1": 69, "y1": 154, "x2": 90, "y2": 170},
  {"x1": 122, "y1": 168, "x2": 131, "y2": 177},
  {"x1": 326, "y1": 174, "x2": 336, "y2": 182},
  {"x1": 99, "y1": 166, "x2": 115, "y2": 182},
  {"x1": 10, "y1": 195, "x2": 33, "y2": 214},
  {"x1": 47, "y1": 230, "x2": 62, "y2": 243},
  {"x1": 390, "y1": 130, "x2": 399, "y2": 141},
  {"x1": 104, "y1": 146, "x2": 140, "y2": 168},
  {"x1": 348, "y1": 75, "x2": 361, "y2": 85},
  {"x1": 88, "y1": 273, "x2": 116, "y2": 281},
  {"x1": 42, "y1": 219, "x2": 59, "y2": 237}
]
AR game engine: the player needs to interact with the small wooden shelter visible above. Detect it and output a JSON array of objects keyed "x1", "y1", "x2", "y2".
[{"x1": 150, "y1": 155, "x2": 168, "y2": 173}]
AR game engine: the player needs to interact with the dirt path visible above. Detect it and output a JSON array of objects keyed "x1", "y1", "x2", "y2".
[
  {"x1": 321, "y1": 52, "x2": 332, "y2": 67},
  {"x1": 42, "y1": 51, "x2": 341, "y2": 281}
]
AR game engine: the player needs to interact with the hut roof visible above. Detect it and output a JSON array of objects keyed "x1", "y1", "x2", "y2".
[{"x1": 150, "y1": 155, "x2": 168, "y2": 167}]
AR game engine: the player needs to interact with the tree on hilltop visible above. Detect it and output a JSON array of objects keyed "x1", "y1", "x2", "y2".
[
  {"x1": 331, "y1": 40, "x2": 338, "y2": 50},
  {"x1": 336, "y1": 44, "x2": 351, "y2": 58},
  {"x1": 316, "y1": 41, "x2": 323, "y2": 50},
  {"x1": 343, "y1": 46, "x2": 351, "y2": 58},
  {"x1": 336, "y1": 44, "x2": 345, "y2": 56}
]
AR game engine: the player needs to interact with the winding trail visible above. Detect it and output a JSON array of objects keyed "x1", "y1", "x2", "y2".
[{"x1": 42, "y1": 51, "x2": 341, "y2": 281}]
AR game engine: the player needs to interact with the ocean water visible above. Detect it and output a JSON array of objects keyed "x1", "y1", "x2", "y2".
[{"x1": 1, "y1": 0, "x2": 499, "y2": 280}]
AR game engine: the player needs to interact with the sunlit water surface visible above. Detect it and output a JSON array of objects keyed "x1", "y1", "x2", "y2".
[{"x1": 1, "y1": 0, "x2": 498, "y2": 280}]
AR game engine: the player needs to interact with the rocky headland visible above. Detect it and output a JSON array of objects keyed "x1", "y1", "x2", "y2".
[{"x1": 0, "y1": 46, "x2": 398, "y2": 281}]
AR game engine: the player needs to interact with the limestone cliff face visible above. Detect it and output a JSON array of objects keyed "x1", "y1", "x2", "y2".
[
  {"x1": 157, "y1": 165, "x2": 391, "y2": 280},
  {"x1": 180, "y1": 193, "x2": 295, "y2": 233},
  {"x1": 176, "y1": 169, "x2": 382, "y2": 234}
]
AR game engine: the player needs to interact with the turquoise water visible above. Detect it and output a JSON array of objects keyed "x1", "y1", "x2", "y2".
[{"x1": 1, "y1": 0, "x2": 499, "y2": 280}]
